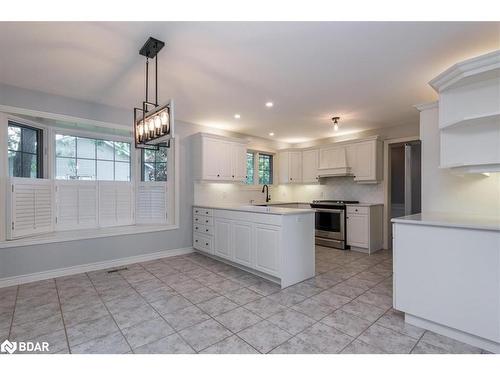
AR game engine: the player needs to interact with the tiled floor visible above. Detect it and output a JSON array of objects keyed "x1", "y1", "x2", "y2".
[{"x1": 0, "y1": 246, "x2": 487, "y2": 354}]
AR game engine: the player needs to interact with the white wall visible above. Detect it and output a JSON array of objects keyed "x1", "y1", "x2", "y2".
[{"x1": 420, "y1": 105, "x2": 500, "y2": 217}]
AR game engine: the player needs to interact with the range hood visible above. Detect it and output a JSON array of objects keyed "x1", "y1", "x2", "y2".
[{"x1": 317, "y1": 146, "x2": 353, "y2": 177}]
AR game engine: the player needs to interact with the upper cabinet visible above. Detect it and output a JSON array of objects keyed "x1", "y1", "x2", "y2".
[
  {"x1": 428, "y1": 50, "x2": 500, "y2": 174},
  {"x1": 194, "y1": 133, "x2": 248, "y2": 182},
  {"x1": 302, "y1": 149, "x2": 319, "y2": 183},
  {"x1": 278, "y1": 150, "x2": 302, "y2": 184},
  {"x1": 350, "y1": 139, "x2": 383, "y2": 183}
]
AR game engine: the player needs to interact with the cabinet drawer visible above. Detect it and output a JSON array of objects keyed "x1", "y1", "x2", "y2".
[
  {"x1": 194, "y1": 234, "x2": 213, "y2": 252},
  {"x1": 194, "y1": 223, "x2": 213, "y2": 236},
  {"x1": 347, "y1": 206, "x2": 369, "y2": 215},
  {"x1": 194, "y1": 215, "x2": 214, "y2": 226},
  {"x1": 193, "y1": 207, "x2": 213, "y2": 217}
]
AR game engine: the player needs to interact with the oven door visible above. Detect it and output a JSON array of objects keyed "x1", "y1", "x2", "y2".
[{"x1": 314, "y1": 208, "x2": 345, "y2": 241}]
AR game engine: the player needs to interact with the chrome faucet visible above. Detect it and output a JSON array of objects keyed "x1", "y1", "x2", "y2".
[{"x1": 261, "y1": 184, "x2": 271, "y2": 203}]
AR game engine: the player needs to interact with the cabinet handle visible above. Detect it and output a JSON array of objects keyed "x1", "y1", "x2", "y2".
[
  {"x1": 205, "y1": 242, "x2": 209, "y2": 246},
  {"x1": 205, "y1": 211, "x2": 209, "y2": 215},
  {"x1": 205, "y1": 220, "x2": 209, "y2": 223},
  {"x1": 205, "y1": 229, "x2": 209, "y2": 232},
  {"x1": 232, "y1": 175, "x2": 234, "y2": 178},
  {"x1": 195, "y1": 218, "x2": 198, "y2": 221},
  {"x1": 195, "y1": 226, "x2": 199, "y2": 230},
  {"x1": 217, "y1": 174, "x2": 220, "y2": 177},
  {"x1": 195, "y1": 239, "x2": 198, "y2": 243}
]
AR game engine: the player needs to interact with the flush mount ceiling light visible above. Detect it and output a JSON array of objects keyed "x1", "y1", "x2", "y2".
[
  {"x1": 265, "y1": 102, "x2": 274, "y2": 108},
  {"x1": 134, "y1": 37, "x2": 174, "y2": 150},
  {"x1": 332, "y1": 116, "x2": 340, "y2": 131},
  {"x1": 234, "y1": 114, "x2": 241, "y2": 119},
  {"x1": 269, "y1": 132, "x2": 275, "y2": 136}
]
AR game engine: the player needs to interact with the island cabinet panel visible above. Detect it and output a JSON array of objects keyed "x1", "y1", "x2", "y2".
[
  {"x1": 192, "y1": 206, "x2": 315, "y2": 288},
  {"x1": 254, "y1": 224, "x2": 280, "y2": 277},
  {"x1": 232, "y1": 220, "x2": 253, "y2": 267},
  {"x1": 214, "y1": 218, "x2": 232, "y2": 260}
]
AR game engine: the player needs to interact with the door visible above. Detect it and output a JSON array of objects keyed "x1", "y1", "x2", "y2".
[
  {"x1": 231, "y1": 143, "x2": 247, "y2": 182},
  {"x1": 347, "y1": 214, "x2": 368, "y2": 247},
  {"x1": 214, "y1": 218, "x2": 232, "y2": 259},
  {"x1": 302, "y1": 149, "x2": 318, "y2": 183},
  {"x1": 254, "y1": 224, "x2": 280, "y2": 276},
  {"x1": 232, "y1": 221, "x2": 253, "y2": 267}
]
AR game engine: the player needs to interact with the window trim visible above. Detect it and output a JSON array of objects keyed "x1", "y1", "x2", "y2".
[{"x1": 244, "y1": 149, "x2": 276, "y2": 188}]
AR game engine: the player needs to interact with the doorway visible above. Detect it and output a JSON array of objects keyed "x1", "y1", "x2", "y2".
[{"x1": 383, "y1": 138, "x2": 422, "y2": 249}]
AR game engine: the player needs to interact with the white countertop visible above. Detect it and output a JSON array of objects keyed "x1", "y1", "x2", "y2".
[
  {"x1": 347, "y1": 203, "x2": 383, "y2": 207},
  {"x1": 194, "y1": 204, "x2": 315, "y2": 216},
  {"x1": 392, "y1": 212, "x2": 500, "y2": 232}
]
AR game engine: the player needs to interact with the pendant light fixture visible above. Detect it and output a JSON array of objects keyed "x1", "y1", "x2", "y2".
[
  {"x1": 133, "y1": 37, "x2": 174, "y2": 149},
  {"x1": 332, "y1": 116, "x2": 340, "y2": 131}
]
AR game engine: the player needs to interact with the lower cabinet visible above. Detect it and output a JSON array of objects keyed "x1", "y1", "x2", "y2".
[
  {"x1": 254, "y1": 224, "x2": 280, "y2": 276},
  {"x1": 232, "y1": 220, "x2": 253, "y2": 267},
  {"x1": 346, "y1": 205, "x2": 383, "y2": 254},
  {"x1": 214, "y1": 218, "x2": 232, "y2": 260},
  {"x1": 346, "y1": 213, "x2": 369, "y2": 248}
]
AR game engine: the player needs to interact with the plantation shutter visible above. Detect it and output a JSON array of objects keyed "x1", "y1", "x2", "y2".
[
  {"x1": 136, "y1": 182, "x2": 167, "y2": 224},
  {"x1": 98, "y1": 181, "x2": 134, "y2": 227},
  {"x1": 7, "y1": 178, "x2": 54, "y2": 239},
  {"x1": 55, "y1": 181, "x2": 98, "y2": 230}
]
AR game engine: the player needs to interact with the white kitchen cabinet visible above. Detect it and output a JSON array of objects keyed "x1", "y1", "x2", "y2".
[
  {"x1": 352, "y1": 140, "x2": 382, "y2": 183},
  {"x1": 194, "y1": 133, "x2": 248, "y2": 182},
  {"x1": 254, "y1": 224, "x2": 280, "y2": 277},
  {"x1": 214, "y1": 218, "x2": 232, "y2": 260},
  {"x1": 346, "y1": 205, "x2": 383, "y2": 254},
  {"x1": 279, "y1": 150, "x2": 302, "y2": 184},
  {"x1": 192, "y1": 206, "x2": 315, "y2": 288},
  {"x1": 232, "y1": 220, "x2": 253, "y2": 267},
  {"x1": 302, "y1": 149, "x2": 319, "y2": 183}
]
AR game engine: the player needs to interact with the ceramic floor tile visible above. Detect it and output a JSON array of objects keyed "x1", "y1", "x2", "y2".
[
  {"x1": 13, "y1": 302, "x2": 61, "y2": 325},
  {"x1": 270, "y1": 336, "x2": 324, "y2": 354},
  {"x1": 122, "y1": 316, "x2": 175, "y2": 349},
  {"x1": 246, "y1": 280, "x2": 281, "y2": 296},
  {"x1": 411, "y1": 340, "x2": 450, "y2": 354},
  {"x1": 311, "y1": 290, "x2": 352, "y2": 308},
  {"x1": 162, "y1": 305, "x2": 210, "y2": 331},
  {"x1": 290, "y1": 298, "x2": 335, "y2": 321},
  {"x1": 66, "y1": 315, "x2": 119, "y2": 347},
  {"x1": 71, "y1": 331, "x2": 130, "y2": 354},
  {"x1": 112, "y1": 303, "x2": 160, "y2": 330},
  {"x1": 201, "y1": 335, "x2": 258, "y2": 354},
  {"x1": 138, "y1": 286, "x2": 179, "y2": 303},
  {"x1": 237, "y1": 320, "x2": 292, "y2": 353},
  {"x1": 243, "y1": 297, "x2": 287, "y2": 319},
  {"x1": 376, "y1": 309, "x2": 425, "y2": 339},
  {"x1": 10, "y1": 314, "x2": 64, "y2": 341},
  {"x1": 150, "y1": 295, "x2": 193, "y2": 315},
  {"x1": 419, "y1": 331, "x2": 482, "y2": 354},
  {"x1": 266, "y1": 290, "x2": 307, "y2": 307},
  {"x1": 355, "y1": 290, "x2": 393, "y2": 309},
  {"x1": 329, "y1": 283, "x2": 367, "y2": 299},
  {"x1": 341, "y1": 339, "x2": 388, "y2": 354},
  {"x1": 134, "y1": 333, "x2": 195, "y2": 354},
  {"x1": 340, "y1": 300, "x2": 387, "y2": 323},
  {"x1": 223, "y1": 288, "x2": 262, "y2": 305},
  {"x1": 170, "y1": 279, "x2": 205, "y2": 294},
  {"x1": 321, "y1": 309, "x2": 372, "y2": 337},
  {"x1": 295, "y1": 322, "x2": 353, "y2": 354},
  {"x1": 180, "y1": 287, "x2": 220, "y2": 304},
  {"x1": 285, "y1": 281, "x2": 324, "y2": 298},
  {"x1": 214, "y1": 307, "x2": 262, "y2": 333},
  {"x1": 62, "y1": 302, "x2": 109, "y2": 328},
  {"x1": 358, "y1": 324, "x2": 418, "y2": 353},
  {"x1": 179, "y1": 318, "x2": 232, "y2": 352},
  {"x1": 197, "y1": 295, "x2": 239, "y2": 316},
  {"x1": 208, "y1": 279, "x2": 243, "y2": 294},
  {"x1": 267, "y1": 309, "x2": 316, "y2": 335}
]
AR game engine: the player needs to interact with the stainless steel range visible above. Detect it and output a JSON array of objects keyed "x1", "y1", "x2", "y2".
[{"x1": 310, "y1": 200, "x2": 359, "y2": 250}]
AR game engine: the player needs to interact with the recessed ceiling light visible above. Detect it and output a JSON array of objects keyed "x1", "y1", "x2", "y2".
[
  {"x1": 269, "y1": 132, "x2": 275, "y2": 136},
  {"x1": 265, "y1": 102, "x2": 274, "y2": 108},
  {"x1": 234, "y1": 114, "x2": 241, "y2": 119}
]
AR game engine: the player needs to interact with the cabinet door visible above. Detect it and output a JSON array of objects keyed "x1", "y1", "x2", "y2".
[
  {"x1": 254, "y1": 224, "x2": 280, "y2": 276},
  {"x1": 289, "y1": 151, "x2": 303, "y2": 183},
  {"x1": 218, "y1": 141, "x2": 233, "y2": 181},
  {"x1": 302, "y1": 149, "x2": 318, "y2": 183},
  {"x1": 232, "y1": 220, "x2": 253, "y2": 267},
  {"x1": 202, "y1": 137, "x2": 223, "y2": 180},
  {"x1": 347, "y1": 214, "x2": 369, "y2": 248},
  {"x1": 354, "y1": 141, "x2": 375, "y2": 181},
  {"x1": 231, "y1": 143, "x2": 247, "y2": 182},
  {"x1": 278, "y1": 151, "x2": 290, "y2": 184},
  {"x1": 214, "y1": 218, "x2": 232, "y2": 260}
]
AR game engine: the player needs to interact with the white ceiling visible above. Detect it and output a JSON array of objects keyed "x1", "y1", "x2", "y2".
[{"x1": 0, "y1": 22, "x2": 498, "y2": 143}]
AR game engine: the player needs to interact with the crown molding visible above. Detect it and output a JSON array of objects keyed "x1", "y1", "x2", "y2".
[
  {"x1": 429, "y1": 50, "x2": 500, "y2": 92},
  {"x1": 414, "y1": 101, "x2": 438, "y2": 112}
]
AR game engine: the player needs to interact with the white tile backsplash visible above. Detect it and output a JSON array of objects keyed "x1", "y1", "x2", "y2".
[{"x1": 194, "y1": 183, "x2": 294, "y2": 206}]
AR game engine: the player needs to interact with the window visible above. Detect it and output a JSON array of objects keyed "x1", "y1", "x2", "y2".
[
  {"x1": 55, "y1": 134, "x2": 131, "y2": 181},
  {"x1": 7, "y1": 122, "x2": 43, "y2": 178},
  {"x1": 142, "y1": 147, "x2": 168, "y2": 181},
  {"x1": 246, "y1": 151, "x2": 274, "y2": 185},
  {"x1": 246, "y1": 152, "x2": 254, "y2": 184}
]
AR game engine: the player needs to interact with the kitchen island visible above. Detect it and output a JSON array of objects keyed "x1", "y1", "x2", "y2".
[
  {"x1": 392, "y1": 213, "x2": 500, "y2": 353},
  {"x1": 193, "y1": 204, "x2": 315, "y2": 288}
]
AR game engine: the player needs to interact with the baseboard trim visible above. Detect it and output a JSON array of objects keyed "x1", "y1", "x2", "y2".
[
  {"x1": 405, "y1": 314, "x2": 499, "y2": 354},
  {"x1": 0, "y1": 247, "x2": 194, "y2": 288}
]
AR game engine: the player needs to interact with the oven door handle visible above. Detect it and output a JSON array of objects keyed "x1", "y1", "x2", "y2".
[{"x1": 314, "y1": 208, "x2": 344, "y2": 214}]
